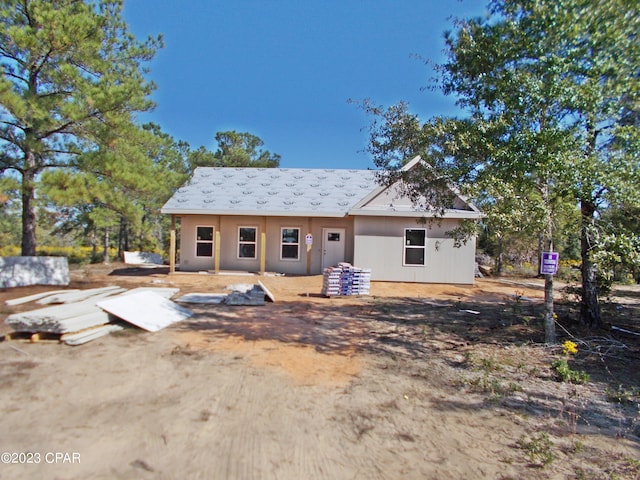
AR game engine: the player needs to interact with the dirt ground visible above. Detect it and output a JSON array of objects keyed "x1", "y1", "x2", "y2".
[{"x1": 1, "y1": 264, "x2": 639, "y2": 479}]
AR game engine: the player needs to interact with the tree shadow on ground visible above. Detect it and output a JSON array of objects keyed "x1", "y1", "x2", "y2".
[{"x1": 175, "y1": 292, "x2": 640, "y2": 443}]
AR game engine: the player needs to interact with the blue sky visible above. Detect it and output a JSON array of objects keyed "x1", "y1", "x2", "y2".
[{"x1": 123, "y1": 0, "x2": 488, "y2": 169}]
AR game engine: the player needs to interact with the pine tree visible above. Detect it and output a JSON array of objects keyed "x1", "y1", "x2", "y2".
[{"x1": 0, "y1": 0, "x2": 162, "y2": 255}]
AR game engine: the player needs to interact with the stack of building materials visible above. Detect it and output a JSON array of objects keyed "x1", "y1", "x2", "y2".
[
  {"x1": 321, "y1": 263, "x2": 371, "y2": 297},
  {"x1": 223, "y1": 284, "x2": 267, "y2": 305},
  {"x1": 4, "y1": 286, "x2": 185, "y2": 345},
  {"x1": 174, "y1": 281, "x2": 275, "y2": 305}
]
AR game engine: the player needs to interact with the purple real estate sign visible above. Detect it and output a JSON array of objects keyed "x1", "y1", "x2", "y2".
[{"x1": 540, "y1": 252, "x2": 560, "y2": 275}]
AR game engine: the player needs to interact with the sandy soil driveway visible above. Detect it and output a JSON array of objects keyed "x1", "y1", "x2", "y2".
[{"x1": 0, "y1": 266, "x2": 638, "y2": 479}]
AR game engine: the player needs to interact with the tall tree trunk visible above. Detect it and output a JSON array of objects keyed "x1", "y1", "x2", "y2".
[
  {"x1": 90, "y1": 230, "x2": 97, "y2": 262},
  {"x1": 542, "y1": 186, "x2": 556, "y2": 344},
  {"x1": 537, "y1": 232, "x2": 543, "y2": 276},
  {"x1": 544, "y1": 273, "x2": 556, "y2": 343},
  {"x1": 118, "y1": 216, "x2": 128, "y2": 260},
  {"x1": 495, "y1": 235, "x2": 503, "y2": 274},
  {"x1": 580, "y1": 199, "x2": 602, "y2": 327},
  {"x1": 103, "y1": 227, "x2": 110, "y2": 264},
  {"x1": 21, "y1": 155, "x2": 37, "y2": 257}
]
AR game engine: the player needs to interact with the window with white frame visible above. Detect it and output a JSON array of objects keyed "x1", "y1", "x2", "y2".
[
  {"x1": 280, "y1": 227, "x2": 300, "y2": 260},
  {"x1": 238, "y1": 226, "x2": 257, "y2": 259},
  {"x1": 404, "y1": 228, "x2": 426, "y2": 265},
  {"x1": 196, "y1": 226, "x2": 214, "y2": 257}
]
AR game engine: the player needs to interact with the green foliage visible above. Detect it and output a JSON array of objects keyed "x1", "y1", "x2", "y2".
[
  {"x1": 517, "y1": 432, "x2": 555, "y2": 467},
  {"x1": 592, "y1": 204, "x2": 640, "y2": 285},
  {"x1": 551, "y1": 359, "x2": 590, "y2": 384},
  {"x1": 0, "y1": 176, "x2": 20, "y2": 246},
  {"x1": 191, "y1": 131, "x2": 280, "y2": 168},
  {"x1": 0, "y1": 0, "x2": 162, "y2": 255},
  {"x1": 605, "y1": 385, "x2": 639, "y2": 405},
  {"x1": 0, "y1": 244, "x2": 117, "y2": 264},
  {"x1": 360, "y1": 0, "x2": 640, "y2": 329}
]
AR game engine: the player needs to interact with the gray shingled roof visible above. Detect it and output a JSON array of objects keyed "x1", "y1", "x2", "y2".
[{"x1": 161, "y1": 167, "x2": 380, "y2": 217}]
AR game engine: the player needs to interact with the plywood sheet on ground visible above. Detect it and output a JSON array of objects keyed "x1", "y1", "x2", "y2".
[{"x1": 97, "y1": 291, "x2": 192, "y2": 332}]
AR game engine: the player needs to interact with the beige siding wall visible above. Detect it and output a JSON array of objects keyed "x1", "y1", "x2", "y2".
[
  {"x1": 353, "y1": 216, "x2": 476, "y2": 284},
  {"x1": 179, "y1": 214, "x2": 220, "y2": 271},
  {"x1": 178, "y1": 215, "x2": 354, "y2": 274}
]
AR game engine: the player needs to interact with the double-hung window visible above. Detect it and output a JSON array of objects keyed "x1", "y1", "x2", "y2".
[
  {"x1": 196, "y1": 226, "x2": 214, "y2": 257},
  {"x1": 404, "y1": 228, "x2": 426, "y2": 266},
  {"x1": 238, "y1": 227, "x2": 257, "y2": 259},
  {"x1": 280, "y1": 227, "x2": 300, "y2": 260}
]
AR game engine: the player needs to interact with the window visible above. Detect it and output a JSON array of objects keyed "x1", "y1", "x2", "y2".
[
  {"x1": 281, "y1": 227, "x2": 300, "y2": 260},
  {"x1": 196, "y1": 226, "x2": 214, "y2": 257},
  {"x1": 238, "y1": 227, "x2": 257, "y2": 259},
  {"x1": 404, "y1": 228, "x2": 426, "y2": 266}
]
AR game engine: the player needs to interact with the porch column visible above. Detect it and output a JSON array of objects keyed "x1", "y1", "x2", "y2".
[
  {"x1": 214, "y1": 230, "x2": 221, "y2": 274},
  {"x1": 260, "y1": 217, "x2": 267, "y2": 275},
  {"x1": 169, "y1": 215, "x2": 176, "y2": 274}
]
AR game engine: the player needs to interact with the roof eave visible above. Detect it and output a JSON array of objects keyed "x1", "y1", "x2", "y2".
[
  {"x1": 348, "y1": 209, "x2": 484, "y2": 219},
  {"x1": 160, "y1": 208, "x2": 349, "y2": 218}
]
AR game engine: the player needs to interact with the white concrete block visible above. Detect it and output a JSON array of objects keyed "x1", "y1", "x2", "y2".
[{"x1": 0, "y1": 256, "x2": 69, "y2": 288}]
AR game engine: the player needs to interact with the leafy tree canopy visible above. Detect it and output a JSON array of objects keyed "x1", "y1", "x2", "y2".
[
  {"x1": 360, "y1": 0, "x2": 639, "y2": 329},
  {"x1": 191, "y1": 131, "x2": 280, "y2": 168}
]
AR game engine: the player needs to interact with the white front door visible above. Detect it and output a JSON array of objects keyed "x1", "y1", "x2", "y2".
[{"x1": 322, "y1": 228, "x2": 346, "y2": 269}]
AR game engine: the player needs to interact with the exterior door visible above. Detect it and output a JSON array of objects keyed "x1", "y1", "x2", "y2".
[{"x1": 322, "y1": 228, "x2": 346, "y2": 269}]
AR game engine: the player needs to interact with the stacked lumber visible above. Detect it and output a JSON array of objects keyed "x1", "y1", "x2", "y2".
[{"x1": 321, "y1": 263, "x2": 371, "y2": 297}]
